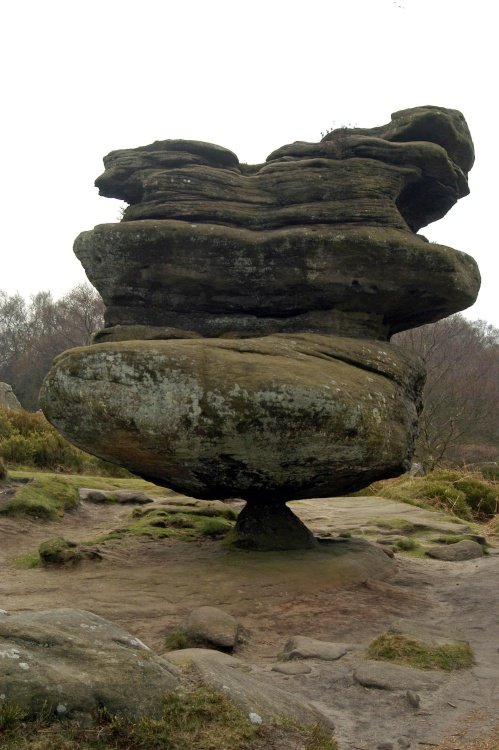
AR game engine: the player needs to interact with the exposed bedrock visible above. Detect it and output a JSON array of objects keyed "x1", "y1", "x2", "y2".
[{"x1": 39, "y1": 334, "x2": 424, "y2": 501}]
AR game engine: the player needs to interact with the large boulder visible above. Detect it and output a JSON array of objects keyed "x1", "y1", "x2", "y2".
[
  {"x1": 0, "y1": 382, "x2": 21, "y2": 410},
  {"x1": 40, "y1": 334, "x2": 423, "y2": 501},
  {"x1": 0, "y1": 608, "x2": 178, "y2": 719}
]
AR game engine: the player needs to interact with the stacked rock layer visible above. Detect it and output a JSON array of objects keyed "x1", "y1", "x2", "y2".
[{"x1": 41, "y1": 106, "x2": 480, "y2": 547}]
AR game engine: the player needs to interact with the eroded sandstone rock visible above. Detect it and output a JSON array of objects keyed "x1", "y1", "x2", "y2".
[
  {"x1": 40, "y1": 334, "x2": 423, "y2": 500},
  {"x1": 0, "y1": 608, "x2": 178, "y2": 718},
  {"x1": 72, "y1": 106, "x2": 479, "y2": 341},
  {"x1": 40, "y1": 107, "x2": 480, "y2": 549}
]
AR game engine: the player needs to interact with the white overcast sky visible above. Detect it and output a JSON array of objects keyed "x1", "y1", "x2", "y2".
[{"x1": 1, "y1": 0, "x2": 497, "y2": 327}]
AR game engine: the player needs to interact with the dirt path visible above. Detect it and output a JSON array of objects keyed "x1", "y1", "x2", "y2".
[{"x1": 1, "y1": 495, "x2": 498, "y2": 748}]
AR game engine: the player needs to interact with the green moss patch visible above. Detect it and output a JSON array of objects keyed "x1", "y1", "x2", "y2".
[
  {"x1": 393, "y1": 536, "x2": 419, "y2": 551},
  {"x1": 367, "y1": 632, "x2": 474, "y2": 671},
  {"x1": 38, "y1": 537, "x2": 82, "y2": 566},
  {"x1": 0, "y1": 476, "x2": 79, "y2": 519},
  {"x1": 371, "y1": 517, "x2": 418, "y2": 533},
  {"x1": 1, "y1": 469, "x2": 184, "y2": 521},
  {"x1": 98, "y1": 507, "x2": 235, "y2": 544}
]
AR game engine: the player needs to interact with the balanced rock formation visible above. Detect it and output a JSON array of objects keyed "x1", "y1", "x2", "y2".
[{"x1": 40, "y1": 106, "x2": 480, "y2": 549}]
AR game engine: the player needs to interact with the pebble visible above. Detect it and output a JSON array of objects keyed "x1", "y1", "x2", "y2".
[{"x1": 406, "y1": 690, "x2": 420, "y2": 708}]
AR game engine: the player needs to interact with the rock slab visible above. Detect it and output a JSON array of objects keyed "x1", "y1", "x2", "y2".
[
  {"x1": 164, "y1": 647, "x2": 333, "y2": 727},
  {"x1": 0, "y1": 608, "x2": 178, "y2": 718},
  {"x1": 282, "y1": 635, "x2": 350, "y2": 661},
  {"x1": 426, "y1": 540, "x2": 484, "y2": 561},
  {"x1": 354, "y1": 661, "x2": 443, "y2": 691}
]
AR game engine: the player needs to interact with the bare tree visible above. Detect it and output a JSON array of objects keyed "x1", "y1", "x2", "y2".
[
  {"x1": 393, "y1": 315, "x2": 499, "y2": 470},
  {"x1": 0, "y1": 284, "x2": 104, "y2": 410}
]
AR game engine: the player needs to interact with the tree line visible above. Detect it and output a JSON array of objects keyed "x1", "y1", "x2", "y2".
[
  {"x1": 0, "y1": 284, "x2": 498, "y2": 471},
  {"x1": 393, "y1": 315, "x2": 499, "y2": 470},
  {"x1": 0, "y1": 284, "x2": 104, "y2": 410}
]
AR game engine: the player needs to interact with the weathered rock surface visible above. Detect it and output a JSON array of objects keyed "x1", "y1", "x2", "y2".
[
  {"x1": 41, "y1": 107, "x2": 480, "y2": 549},
  {"x1": 426, "y1": 539, "x2": 484, "y2": 561},
  {"x1": 354, "y1": 661, "x2": 443, "y2": 691},
  {"x1": 73, "y1": 106, "x2": 479, "y2": 340},
  {"x1": 282, "y1": 635, "x2": 351, "y2": 661},
  {"x1": 75, "y1": 223, "x2": 479, "y2": 340},
  {"x1": 233, "y1": 500, "x2": 319, "y2": 549},
  {"x1": 183, "y1": 606, "x2": 239, "y2": 649},
  {"x1": 78, "y1": 488, "x2": 151, "y2": 504},
  {"x1": 164, "y1": 648, "x2": 333, "y2": 726},
  {"x1": 40, "y1": 334, "x2": 423, "y2": 500},
  {"x1": 271, "y1": 661, "x2": 313, "y2": 675},
  {"x1": 0, "y1": 382, "x2": 21, "y2": 410},
  {"x1": 0, "y1": 608, "x2": 178, "y2": 718}
]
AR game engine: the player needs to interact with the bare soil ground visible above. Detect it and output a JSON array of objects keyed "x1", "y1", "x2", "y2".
[{"x1": 1, "y1": 491, "x2": 498, "y2": 749}]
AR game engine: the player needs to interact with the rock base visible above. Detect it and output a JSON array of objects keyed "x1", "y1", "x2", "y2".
[{"x1": 232, "y1": 501, "x2": 319, "y2": 550}]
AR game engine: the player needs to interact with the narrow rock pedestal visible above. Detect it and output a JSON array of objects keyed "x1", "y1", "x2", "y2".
[{"x1": 233, "y1": 500, "x2": 319, "y2": 550}]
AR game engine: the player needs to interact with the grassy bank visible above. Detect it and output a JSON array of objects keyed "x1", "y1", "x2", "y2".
[
  {"x1": 0, "y1": 689, "x2": 336, "y2": 750},
  {"x1": 359, "y1": 469, "x2": 498, "y2": 521},
  {"x1": 0, "y1": 406, "x2": 129, "y2": 476}
]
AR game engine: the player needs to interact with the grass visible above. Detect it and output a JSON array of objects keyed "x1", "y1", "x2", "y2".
[
  {"x1": 358, "y1": 469, "x2": 498, "y2": 521},
  {"x1": 38, "y1": 537, "x2": 82, "y2": 566},
  {"x1": 0, "y1": 689, "x2": 337, "y2": 750},
  {"x1": 30, "y1": 471, "x2": 168, "y2": 496},
  {"x1": 164, "y1": 629, "x2": 206, "y2": 651},
  {"x1": 431, "y1": 533, "x2": 485, "y2": 545},
  {"x1": 0, "y1": 406, "x2": 130, "y2": 476},
  {"x1": 367, "y1": 632, "x2": 474, "y2": 671},
  {"x1": 12, "y1": 551, "x2": 40, "y2": 569}
]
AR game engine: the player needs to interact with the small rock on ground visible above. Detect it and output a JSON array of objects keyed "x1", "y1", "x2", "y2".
[
  {"x1": 282, "y1": 635, "x2": 350, "y2": 661},
  {"x1": 184, "y1": 605, "x2": 239, "y2": 649},
  {"x1": 353, "y1": 661, "x2": 443, "y2": 691},
  {"x1": 426, "y1": 539, "x2": 484, "y2": 561}
]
